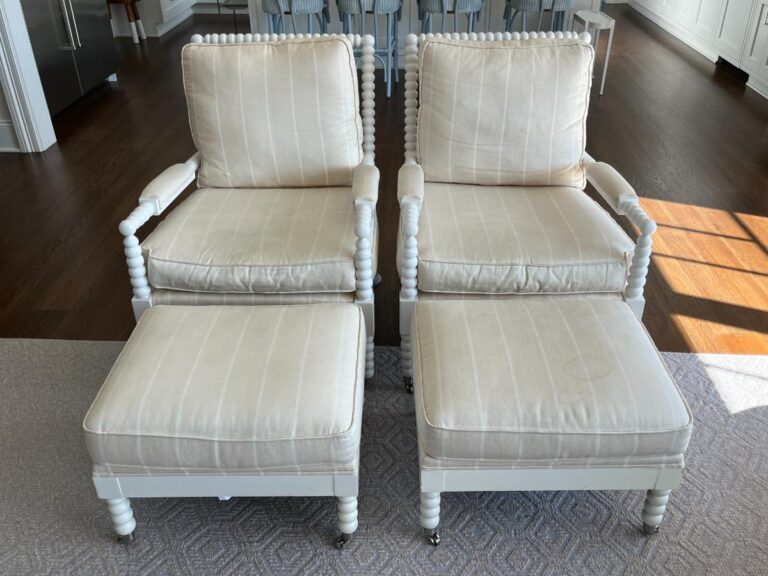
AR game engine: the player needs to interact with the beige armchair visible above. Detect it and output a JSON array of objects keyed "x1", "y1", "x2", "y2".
[
  {"x1": 398, "y1": 31, "x2": 657, "y2": 387},
  {"x1": 120, "y1": 34, "x2": 379, "y2": 376}
]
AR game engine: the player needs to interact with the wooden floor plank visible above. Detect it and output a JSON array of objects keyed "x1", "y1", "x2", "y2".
[{"x1": 0, "y1": 6, "x2": 766, "y2": 352}]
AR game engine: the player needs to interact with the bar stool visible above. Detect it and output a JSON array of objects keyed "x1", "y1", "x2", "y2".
[
  {"x1": 262, "y1": 0, "x2": 329, "y2": 33},
  {"x1": 107, "y1": 0, "x2": 146, "y2": 44},
  {"x1": 573, "y1": 9, "x2": 615, "y2": 95},
  {"x1": 418, "y1": 0, "x2": 484, "y2": 34},
  {"x1": 337, "y1": 0, "x2": 402, "y2": 98},
  {"x1": 217, "y1": 0, "x2": 249, "y2": 33},
  {"x1": 504, "y1": 0, "x2": 572, "y2": 32}
]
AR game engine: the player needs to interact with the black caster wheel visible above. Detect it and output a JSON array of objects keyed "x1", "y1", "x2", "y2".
[
  {"x1": 404, "y1": 378, "x2": 413, "y2": 394},
  {"x1": 117, "y1": 532, "x2": 135, "y2": 544},
  {"x1": 423, "y1": 529, "x2": 440, "y2": 546},
  {"x1": 642, "y1": 524, "x2": 659, "y2": 536},
  {"x1": 335, "y1": 533, "x2": 352, "y2": 549}
]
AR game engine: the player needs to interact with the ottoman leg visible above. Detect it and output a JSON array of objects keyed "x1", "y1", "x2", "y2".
[
  {"x1": 107, "y1": 497, "x2": 136, "y2": 542},
  {"x1": 642, "y1": 489, "x2": 671, "y2": 535},
  {"x1": 420, "y1": 492, "x2": 440, "y2": 546},
  {"x1": 365, "y1": 336, "x2": 374, "y2": 379},
  {"x1": 335, "y1": 496, "x2": 358, "y2": 549},
  {"x1": 401, "y1": 334, "x2": 413, "y2": 393}
]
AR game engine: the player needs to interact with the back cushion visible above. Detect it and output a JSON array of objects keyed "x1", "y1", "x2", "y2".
[
  {"x1": 417, "y1": 38, "x2": 594, "y2": 187},
  {"x1": 182, "y1": 38, "x2": 363, "y2": 188}
]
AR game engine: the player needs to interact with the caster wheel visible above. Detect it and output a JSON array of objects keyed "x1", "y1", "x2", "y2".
[
  {"x1": 117, "y1": 532, "x2": 135, "y2": 544},
  {"x1": 335, "y1": 533, "x2": 352, "y2": 549},
  {"x1": 404, "y1": 378, "x2": 413, "y2": 394},
  {"x1": 423, "y1": 528, "x2": 440, "y2": 546},
  {"x1": 642, "y1": 523, "x2": 659, "y2": 536}
]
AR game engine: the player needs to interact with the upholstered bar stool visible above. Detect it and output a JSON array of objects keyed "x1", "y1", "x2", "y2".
[
  {"x1": 419, "y1": 0, "x2": 484, "y2": 34},
  {"x1": 504, "y1": 0, "x2": 573, "y2": 32},
  {"x1": 412, "y1": 299, "x2": 693, "y2": 545},
  {"x1": 337, "y1": 0, "x2": 402, "y2": 97},
  {"x1": 262, "y1": 0, "x2": 330, "y2": 33},
  {"x1": 107, "y1": 0, "x2": 146, "y2": 44}
]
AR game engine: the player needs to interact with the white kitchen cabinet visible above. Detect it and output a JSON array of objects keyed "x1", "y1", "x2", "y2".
[
  {"x1": 741, "y1": 1, "x2": 768, "y2": 96},
  {"x1": 677, "y1": 0, "x2": 721, "y2": 41},
  {"x1": 713, "y1": 0, "x2": 756, "y2": 63}
]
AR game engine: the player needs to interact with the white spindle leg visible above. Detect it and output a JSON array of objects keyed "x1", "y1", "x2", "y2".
[
  {"x1": 335, "y1": 496, "x2": 358, "y2": 549},
  {"x1": 107, "y1": 497, "x2": 136, "y2": 542},
  {"x1": 642, "y1": 489, "x2": 671, "y2": 535},
  {"x1": 420, "y1": 492, "x2": 441, "y2": 546},
  {"x1": 621, "y1": 199, "x2": 657, "y2": 319},
  {"x1": 119, "y1": 202, "x2": 155, "y2": 320}
]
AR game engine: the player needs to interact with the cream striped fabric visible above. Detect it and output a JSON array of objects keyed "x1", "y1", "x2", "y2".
[
  {"x1": 417, "y1": 38, "x2": 594, "y2": 187},
  {"x1": 412, "y1": 299, "x2": 693, "y2": 468},
  {"x1": 152, "y1": 290, "x2": 354, "y2": 305},
  {"x1": 399, "y1": 182, "x2": 634, "y2": 295},
  {"x1": 84, "y1": 305, "x2": 365, "y2": 476},
  {"x1": 142, "y1": 187, "x2": 377, "y2": 294},
  {"x1": 182, "y1": 38, "x2": 363, "y2": 189}
]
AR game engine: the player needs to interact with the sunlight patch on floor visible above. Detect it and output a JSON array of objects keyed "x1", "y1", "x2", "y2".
[{"x1": 698, "y1": 354, "x2": 768, "y2": 415}]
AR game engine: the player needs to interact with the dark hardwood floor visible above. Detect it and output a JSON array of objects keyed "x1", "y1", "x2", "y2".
[{"x1": 1, "y1": 6, "x2": 766, "y2": 352}]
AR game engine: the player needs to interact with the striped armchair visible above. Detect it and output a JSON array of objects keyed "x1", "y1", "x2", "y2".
[
  {"x1": 397, "y1": 32, "x2": 657, "y2": 388},
  {"x1": 120, "y1": 34, "x2": 380, "y2": 377}
]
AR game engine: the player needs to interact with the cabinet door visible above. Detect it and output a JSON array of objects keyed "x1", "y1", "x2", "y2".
[
  {"x1": 677, "y1": 0, "x2": 722, "y2": 41},
  {"x1": 713, "y1": 0, "x2": 755, "y2": 63},
  {"x1": 741, "y1": 2, "x2": 768, "y2": 79}
]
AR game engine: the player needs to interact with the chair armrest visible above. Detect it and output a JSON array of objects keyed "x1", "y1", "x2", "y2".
[
  {"x1": 585, "y1": 161, "x2": 638, "y2": 216},
  {"x1": 138, "y1": 153, "x2": 200, "y2": 215},
  {"x1": 397, "y1": 163, "x2": 424, "y2": 204},
  {"x1": 352, "y1": 163, "x2": 379, "y2": 204}
]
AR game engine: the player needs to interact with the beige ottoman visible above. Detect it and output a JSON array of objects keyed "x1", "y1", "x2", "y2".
[
  {"x1": 84, "y1": 304, "x2": 365, "y2": 548},
  {"x1": 412, "y1": 299, "x2": 693, "y2": 545}
]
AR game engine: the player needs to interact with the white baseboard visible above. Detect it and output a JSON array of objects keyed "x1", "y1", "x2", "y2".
[
  {"x1": 627, "y1": 0, "x2": 718, "y2": 63},
  {"x1": 0, "y1": 120, "x2": 20, "y2": 152},
  {"x1": 747, "y1": 75, "x2": 768, "y2": 100}
]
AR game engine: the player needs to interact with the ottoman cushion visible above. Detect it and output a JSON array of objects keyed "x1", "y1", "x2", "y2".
[
  {"x1": 84, "y1": 305, "x2": 365, "y2": 476},
  {"x1": 413, "y1": 299, "x2": 692, "y2": 470}
]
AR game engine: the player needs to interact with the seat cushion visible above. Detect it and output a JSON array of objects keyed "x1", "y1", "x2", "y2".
[
  {"x1": 401, "y1": 182, "x2": 634, "y2": 295},
  {"x1": 182, "y1": 38, "x2": 363, "y2": 188},
  {"x1": 412, "y1": 299, "x2": 693, "y2": 469},
  {"x1": 417, "y1": 37, "x2": 593, "y2": 187},
  {"x1": 84, "y1": 305, "x2": 365, "y2": 476},
  {"x1": 142, "y1": 187, "x2": 377, "y2": 294}
]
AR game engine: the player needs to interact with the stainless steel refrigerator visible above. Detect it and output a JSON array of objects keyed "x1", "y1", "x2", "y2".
[{"x1": 21, "y1": 0, "x2": 118, "y2": 116}]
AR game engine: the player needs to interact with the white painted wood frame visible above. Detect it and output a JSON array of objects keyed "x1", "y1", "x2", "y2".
[
  {"x1": 119, "y1": 33, "x2": 378, "y2": 377},
  {"x1": 0, "y1": 0, "x2": 57, "y2": 152},
  {"x1": 397, "y1": 31, "x2": 658, "y2": 383}
]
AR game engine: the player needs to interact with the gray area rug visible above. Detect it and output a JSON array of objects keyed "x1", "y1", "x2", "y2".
[{"x1": 1, "y1": 340, "x2": 767, "y2": 575}]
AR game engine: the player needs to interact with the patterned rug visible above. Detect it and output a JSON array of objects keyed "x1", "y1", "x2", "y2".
[{"x1": 1, "y1": 340, "x2": 766, "y2": 575}]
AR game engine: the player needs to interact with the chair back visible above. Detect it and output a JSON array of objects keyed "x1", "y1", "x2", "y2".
[
  {"x1": 411, "y1": 33, "x2": 594, "y2": 188},
  {"x1": 182, "y1": 36, "x2": 365, "y2": 188}
]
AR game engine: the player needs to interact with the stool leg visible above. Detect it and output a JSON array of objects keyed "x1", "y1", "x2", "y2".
[
  {"x1": 386, "y1": 15, "x2": 392, "y2": 99},
  {"x1": 125, "y1": 5, "x2": 139, "y2": 44},
  {"x1": 642, "y1": 489, "x2": 671, "y2": 534},
  {"x1": 393, "y1": 15, "x2": 399, "y2": 83},
  {"x1": 107, "y1": 497, "x2": 136, "y2": 542},
  {"x1": 335, "y1": 496, "x2": 358, "y2": 549},
  {"x1": 420, "y1": 492, "x2": 440, "y2": 546},
  {"x1": 132, "y1": 4, "x2": 146, "y2": 40},
  {"x1": 600, "y1": 24, "x2": 614, "y2": 96}
]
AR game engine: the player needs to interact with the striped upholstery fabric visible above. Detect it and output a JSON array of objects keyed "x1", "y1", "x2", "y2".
[
  {"x1": 418, "y1": 0, "x2": 483, "y2": 14},
  {"x1": 399, "y1": 182, "x2": 634, "y2": 295},
  {"x1": 336, "y1": 0, "x2": 401, "y2": 14},
  {"x1": 152, "y1": 290, "x2": 354, "y2": 305},
  {"x1": 84, "y1": 305, "x2": 365, "y2": 476},
  {"x1": 262, "y1": 0, "x2": 326, "y2": 15},
  {"x1": 182, "y1": 38, "x2": 363, "y2": 189},
  {"x1": 142, "y1": 187, "x2": 377, "y2": 294},
  {"x1": 412, "y1": 299, "x2": 693, "y2": 469},
  {"x1": 417, "y1": 38, "x2": 594, "y2": 187}
]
